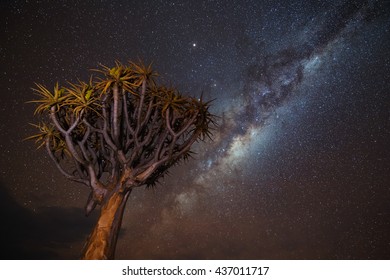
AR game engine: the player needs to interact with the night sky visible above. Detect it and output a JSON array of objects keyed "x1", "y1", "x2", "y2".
[{"x1": 1, "y1": 0, "x2": 389, "y2": 260}]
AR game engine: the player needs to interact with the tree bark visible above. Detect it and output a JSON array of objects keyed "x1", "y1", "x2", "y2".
[{"x1": 81, "y1": 189, "x2": 131, "y2": 260}]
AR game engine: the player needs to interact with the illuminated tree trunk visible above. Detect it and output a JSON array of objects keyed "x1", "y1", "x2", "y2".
[{"x1": 81, "y1": 189, "x2": 132, "y2": 260}]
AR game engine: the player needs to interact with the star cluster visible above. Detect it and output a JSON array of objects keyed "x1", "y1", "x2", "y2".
[{"x1": 0, "y1": 0, "x2": 389, "y2": 259}]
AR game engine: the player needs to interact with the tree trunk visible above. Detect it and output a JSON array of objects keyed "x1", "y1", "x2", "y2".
[{"x1": 81, "y1": 189, "x2": 131, "y2": 260}]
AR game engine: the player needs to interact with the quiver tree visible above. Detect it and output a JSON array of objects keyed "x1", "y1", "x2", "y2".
[{"x1": 27, "y1": 61, "x2": 215, "y2": 259}]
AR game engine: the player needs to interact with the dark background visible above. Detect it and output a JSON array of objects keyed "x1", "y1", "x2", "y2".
[{"x1": 0, "y1": 0, "x2": 389, "y2": 259}]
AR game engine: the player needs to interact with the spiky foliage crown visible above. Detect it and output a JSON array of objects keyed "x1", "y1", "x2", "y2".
[{"x1": 27, "y1": 60, "x2": 216, "y2": 214}]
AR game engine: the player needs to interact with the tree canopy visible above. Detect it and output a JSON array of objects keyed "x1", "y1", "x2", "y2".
[{"x1": 27, "y1": 61, "x2": 216, "y2": 215}]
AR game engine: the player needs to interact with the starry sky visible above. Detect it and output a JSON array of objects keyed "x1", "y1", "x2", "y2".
[{"x1": 1, "y1": 0, "x2": 390, "y2": 260}]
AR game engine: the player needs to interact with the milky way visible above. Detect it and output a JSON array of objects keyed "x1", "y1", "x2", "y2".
[
  {"x1": 1, "y1": 0, "x2": 389, "y2": 259},
  {"x1": 183, "y1": 1, "x2": 381, "y2": 194}
]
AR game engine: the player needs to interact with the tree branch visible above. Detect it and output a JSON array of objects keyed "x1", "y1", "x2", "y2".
[
  {"x1": 122, "y1": 90, "x2": 135, "y2": 138},
  {"x1": 50, "y1": 107, "x2": 67, "y2": 135},
  {"x1": 46, "y1": 140, "x2": 89, "y2": 186},
  {"x1": 112, "y1": 83, "x2": 121, "y2": 145}
]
